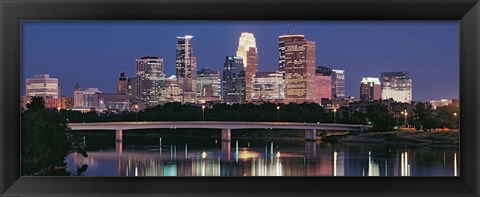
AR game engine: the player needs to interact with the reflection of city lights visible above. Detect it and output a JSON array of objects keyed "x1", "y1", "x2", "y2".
[
  {"x1": 454, "y1": 152, "x2": 457, "y2": 176},
  {"x1": 238, "y1": 150, "x2": 261, "y2": 160},
  {"x1": 202, "y1": 151, "x2": 207, "y2": 159},
  {"x1": 333, "y1": 151, "x2": 337, "y2": 176},
  {"x1": 401, "y1": 152, "x2": 410, "y2": 176},
  {"x1": 276, "y1": 151, "x2": 281, "y2": 158}
]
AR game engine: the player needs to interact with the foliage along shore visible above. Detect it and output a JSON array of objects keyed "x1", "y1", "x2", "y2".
[{"x1": 337, "y1": 129, "x2": 459, "y2": 149}]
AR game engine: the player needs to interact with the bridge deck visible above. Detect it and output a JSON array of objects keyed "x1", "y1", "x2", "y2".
[{"x1": 68, "y1": 121, "x2": 372, "y2": 131}]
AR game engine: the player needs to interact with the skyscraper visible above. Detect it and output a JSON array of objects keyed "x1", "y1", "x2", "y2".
[
  {"x1": 381, "y1": 72, "x2": 412, "y2": 103},
  {"x1": 223, "y1": 56, "x2": 245, "y2": 103},
  {"x1": 332, "y1": 69, "x2": 346, "y2": 100},
  {"x1": 278, "y1": 34, "x2": 307, "y2": 73},
  {"x1": 251, "y1": 71, "x2": 285, "y2": 102},
  {"x1": 279, "y1": 34, "x2": 316, "y2": 103},
  {"x1": 117, "y1": 72, "x2": 128, "y2": 94},
  {"x1": 314, "y1": 66, "x2": 333, "y2": 103},
  {"x1": 236, "y1": 32, "x2": 258, "y2": 102},
  {"x1": 176, "y1": 35, "x2": 197, "y2": 104},
  {"x1": 196, "y1": 68, "x2": 221, "y2": 98},
  {"x1": 135, "y1": 55, "x2": 165, "y2": 107},
  {"x1": 26, "y1": 74, "x2": 60, "y2": 98},
  {"x1": 360, "y1": 77, "x2": 381, "y2": 101}
]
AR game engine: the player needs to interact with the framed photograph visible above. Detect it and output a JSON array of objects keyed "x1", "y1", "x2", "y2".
[{"x1": 1, "y1": 0, "x2": 479, "y2": 196}]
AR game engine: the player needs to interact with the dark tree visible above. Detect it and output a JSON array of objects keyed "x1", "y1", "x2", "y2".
[
  {"x1": 21, "y1": 97, "x2": 72, "y2": 175},
  {"x1": 365, "y1": 103, "x2": 396, "y2": 132},
  {"x1": 413, "y1": 103, "x2": 436, "y2": 131}
]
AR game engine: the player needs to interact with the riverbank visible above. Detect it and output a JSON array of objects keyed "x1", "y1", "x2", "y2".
[{"x1": 337, "y1": 129, "x2": 459, "y2": 149}]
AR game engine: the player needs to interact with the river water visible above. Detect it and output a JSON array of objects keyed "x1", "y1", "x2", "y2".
[{"x1": 65, "y1": 133, "x2": 459, "y2": 177}]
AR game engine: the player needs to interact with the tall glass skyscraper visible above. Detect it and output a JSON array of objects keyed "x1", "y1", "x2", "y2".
[
  {"x1": 135, "y1": 55, "x2": 165, "y2": 107},
  {"x1": 196, "y1": 68, "x2": 221, "y2": 98},
  {"x1": 176, "y1": 35, "x2": 197, "y2": 104},
  {"x1": 222, "y1": 56, "x2": 245, "y2": 103},
  {"x1": 381, "y1": 72, "x2": 412, "y2": 103},
  {"x1": 236, "y1": 32, "x2": 258, "y2": 102},
  {"x1": 332, "y1": 69, "x2": 346, "y2": 100}
]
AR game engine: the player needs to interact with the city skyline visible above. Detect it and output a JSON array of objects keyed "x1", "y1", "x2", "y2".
[{"x1": 22, "y1": 21, "x2": 459, "y2": 101}]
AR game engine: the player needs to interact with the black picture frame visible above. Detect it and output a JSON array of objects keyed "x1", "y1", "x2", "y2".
[{"x1": 1, "y1": 0, "x2": 479, "y2": 196}]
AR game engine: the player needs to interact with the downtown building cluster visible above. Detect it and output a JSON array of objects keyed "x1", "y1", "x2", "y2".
[{"x1": 23, "y1": 32, "x2": 454, "y2": 114}]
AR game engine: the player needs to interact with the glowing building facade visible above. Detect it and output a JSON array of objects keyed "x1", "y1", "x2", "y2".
[
  {"x1": 135, "y1": 56, "x2": 166, "y2": 107},
  {"x1": 360, "y1": 77, "x2": 381, "y2": 101},
  {"x1": 73, "y1": 87, "x2": 101, "y2": 108},
  {"x1": 196, "y1": 68, "x2": 221, "y2": 97},
  {"x1": 279, "y1": 34, "x2": 316, "y2": 103},
  {"x1": 176, "y1": 35, "x2": 197, "y2": 104},
  {"x1": 314, "y1": 66, "x2": 333, "y2": 103},
  {"x1": 251, "y1": 71, "x2": 285, "y2": 102},
  {"x1": 160, "y1": 75, "x2": 183, "y2": 103},
  {"x1": 26, "y1": 74, "x2": 60, "y2": 99},
  {"x1": 429, "y1": 99, "x2": 453, "y2": 109},
  {"x1": 236, "y1": 32, "x2": 258, "y2": 102},
  {"x1": 381, "y1": 72, "x2": 412, "y2": 103},
  {"x1": 223, "y1": 56, "x2": 245, "y2": 103},
  {"x1": 332, "y1": 69, "x2": 345, "y2": 100}
]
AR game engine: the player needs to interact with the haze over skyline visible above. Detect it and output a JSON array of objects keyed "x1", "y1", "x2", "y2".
[{"x1": 22, "y1": 21, "x2": 459, "y2": 101}]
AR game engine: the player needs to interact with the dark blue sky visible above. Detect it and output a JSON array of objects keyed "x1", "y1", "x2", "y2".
[{"x1": 22, "y1": 21, "x2": 459, "y2": 101}]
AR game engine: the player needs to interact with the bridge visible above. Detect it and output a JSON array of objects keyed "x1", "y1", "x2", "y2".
[{"x1": 68, "y1": 121, "x2": 373, "y2": 142}]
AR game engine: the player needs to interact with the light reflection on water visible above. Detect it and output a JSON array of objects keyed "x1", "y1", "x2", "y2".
[{"x1": 66, "y1": 138, "x2": 459, "y2": 177}]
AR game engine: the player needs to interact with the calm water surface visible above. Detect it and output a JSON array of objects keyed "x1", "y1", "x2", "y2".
[{"x1": 66, "y1": 133, "x2": 459, "y2": 177}]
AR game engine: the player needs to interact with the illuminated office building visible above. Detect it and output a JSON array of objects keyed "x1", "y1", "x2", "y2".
[
  {"x1": 314, "y1": 66, "x2": 333, "y2": 104},
  {"x1": 98, "y1": 93, "x2": 133, "y2": 112},
  {"x1": 332, "y1": 69, "x2": 345, "y2": 100},
  {"x1": 429, "y1": 99, "x2": 453, "y2": 109},
  {"x1": 236, "y1": 32, "x2": 258, "y2": 102},
  {"x1": 73, "y1": 87, "x2": 101, "y2": 108},
  {"x1": 135, "y1": 55, "x2": 166, "y2": 107},
  {"x1": 223, "y1": 56, "x2": 245, "y2": 103},
  {"x1": 360, "y1": 77, "x2": 382, "y2": 101},
  {"x1": 251, "y1": 71, "x2": 285, "y2": 102},
  {"x1": 381, "y1": 72, "x2": 412, "y2": 103},
  {"x1": 279, "y1": 34, "x2": 316, "y2": 103},
  {"x1": 176, "y1": 35, "x2": 197, "y2": 104},
  {"x1": 26, "y1": 74, "x2": 60, "y2": 99},
  {"x1": 160, "y1": 75, "x2": 183, "y2": 103},
  {"x1": 196, "y1": 68, "x2": 221, "y2": 97}
]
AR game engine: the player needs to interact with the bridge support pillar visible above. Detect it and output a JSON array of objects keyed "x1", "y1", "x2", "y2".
[
  {"x1": 115, "y1": 130, "x2": 123, "y2": 142},
  {"x1": 305, "y1": 129, "x2": 317, "y2": 141},
  {"x1": 221, "y1": 129, "x2": 231, "y2": 141}
]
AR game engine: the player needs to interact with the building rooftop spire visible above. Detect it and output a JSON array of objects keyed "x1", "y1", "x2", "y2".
[{"x1": 74, "y1": 73, "x2": 81, "y2": 91}]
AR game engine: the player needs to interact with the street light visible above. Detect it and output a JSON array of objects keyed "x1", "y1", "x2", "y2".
[
  {"x1": 276, "y1": 106, "x2": 280, "y2": 123},
  {"x1": 202, "y1": 105, "x2": 206, "y2": 121},
  {"x1": 134, "y1": 104, "x2": 139, "y2": 124},
  {"x1": 404, "y1": 112, "x2": 408, "y2": 128},
  {"x1": 453, "y1": 112, "x2": 458, "y2": 129},
  {"x1": 333, "y1": 108, "x2": 337, "y2": 124}
]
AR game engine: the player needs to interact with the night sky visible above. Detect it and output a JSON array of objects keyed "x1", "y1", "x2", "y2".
[{"x1": 22, "y1": 21, "x2": 459, "y2": 101}]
